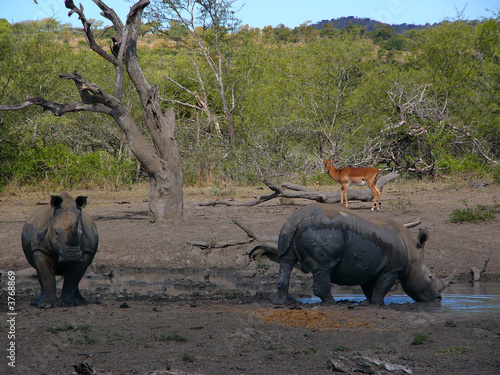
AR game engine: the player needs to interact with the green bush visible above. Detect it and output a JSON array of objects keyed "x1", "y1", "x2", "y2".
[
  {"x1": 448, "y1": 200, "x2": 498, "y2": 223},
  {"x1": 10, "y1": 144, "x2": 137, "y2": 189},
  {"x1": 411, "y1": 333, "x2": 432, "y2": 345},
  {"x1": 436, "y1": 154, "x2": 487, "y2": 174},
  {"x1": 493, "y1": 164, "x2": 500, "y2": 184}
]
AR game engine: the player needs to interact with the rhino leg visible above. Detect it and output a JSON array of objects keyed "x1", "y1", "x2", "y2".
[
  {"x1": 273, "y1": 261, "x2": 295, "y2": 304},
  {"x1": 60, "y1": 253, "x2": 93, "y2": 306},
  {"x1": 312, "y1": 267, "x2": 334, "y2": 304},
  {"x1": 32, "y1": 251, "x2": 58, "y2": 308},
  {"x1": 361, "y1": 284, "x2": 373, "y2": 301},
  {"x1": 367, "y1": 272, "x2": 399, "y2": 305}
]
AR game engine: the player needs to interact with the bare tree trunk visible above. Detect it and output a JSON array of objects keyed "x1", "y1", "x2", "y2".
[{"x1": 0, "y1": 0, "x2": 184, "y2": 222}]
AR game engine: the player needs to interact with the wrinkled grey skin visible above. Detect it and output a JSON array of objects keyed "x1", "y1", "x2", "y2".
[
  {"x1": 21, "y1": 192, "x2": 98, "y2": 308},
  {"x1": 275, "y1": 204, "x2": 454, "y2": 305}
]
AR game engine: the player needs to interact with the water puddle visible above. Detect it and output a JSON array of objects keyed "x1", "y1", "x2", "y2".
[
  {"x1": 8, "y1": 269, "x2": 500, "y2": 313},
  {"x1": 298, "y1": 283, "x2": 500, "y2": 313}
]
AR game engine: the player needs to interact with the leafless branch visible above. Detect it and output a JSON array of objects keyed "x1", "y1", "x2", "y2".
[
  {"x1": 0, "y1": 96, "x2": 111, "y2": 116},
  {"x1": 199, "y1": 172, "x2": 400, "y2": 207}
]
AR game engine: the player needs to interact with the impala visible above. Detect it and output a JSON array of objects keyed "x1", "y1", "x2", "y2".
[{"x1": 324, "y1": 160, "x2": 382, "y2": 210}]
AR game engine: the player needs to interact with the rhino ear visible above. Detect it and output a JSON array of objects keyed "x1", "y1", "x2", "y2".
[
  {"x1": 75, "y1": 196, "x2": 88, "y2": 210},
  {"x1": 416, "y1": 229, "x2": 428, "y2": 249},
  {"x1": 50, "y1": 195, "x2": 64, "y2": 210}
]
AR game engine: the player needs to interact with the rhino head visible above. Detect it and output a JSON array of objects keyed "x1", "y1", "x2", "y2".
[
  {"x1": 49, "y1": 194, "x2": 88, "y2": 264},
  {"x1": 400, "y1": 229, "x2": 456, "y2": 302}
]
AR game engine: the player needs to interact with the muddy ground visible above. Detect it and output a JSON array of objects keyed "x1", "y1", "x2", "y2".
[{"x1": 0, "y1": 179, "x2": 499, "y2": 375}]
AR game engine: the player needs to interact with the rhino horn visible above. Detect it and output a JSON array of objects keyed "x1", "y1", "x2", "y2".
[
  {"x1": 68, "y1": 222, "x2": 80, "y2": 246},
  {"x1": 439, "y1": 269, "x2": 457, "y2": 292}
]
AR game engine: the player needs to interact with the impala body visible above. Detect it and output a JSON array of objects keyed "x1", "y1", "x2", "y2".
[{"x1": 324, "y1": 160, "x2": 381, "y2": 210}]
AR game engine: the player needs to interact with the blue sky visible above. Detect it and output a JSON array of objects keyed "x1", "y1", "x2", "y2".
[{"x1": 1, "y1": 0, "x2": 498, "y2": 28}]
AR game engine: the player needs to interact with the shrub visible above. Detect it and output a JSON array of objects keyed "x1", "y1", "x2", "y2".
[
  {"x1": 10, "y1": 144, "x2": 137, "y2": 189},
  {"x1": 493, "y1": 164, "x2": 500, "y2": 184},
  {"x1": 411, "y1": 333, "x2": 432, "y2": 345},
  {"x1": 449, "y1": 204, "x2": 497, "y2": 223}
]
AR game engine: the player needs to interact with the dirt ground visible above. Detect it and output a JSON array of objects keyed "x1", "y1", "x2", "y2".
[{"x1": 0, "y1": 178, "x2": 499, "y2": 375}]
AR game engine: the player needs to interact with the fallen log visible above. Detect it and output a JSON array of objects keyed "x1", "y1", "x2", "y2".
[
  {"x1": 187, "y1": 219, "x2": 279, "y2": 262},
  {"x1": 199, "y1": 172, "x2": 399, "y2": 207},
  {"x1": 187, "y1": 238, "x2": 254, "y2": 250}
]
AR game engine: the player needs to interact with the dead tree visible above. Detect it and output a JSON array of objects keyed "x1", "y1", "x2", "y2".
[
  {"x1": 0, "y1": 0, "x2": 183, "y2": 222},
  {"x1": 200, "y1": 172, "x2": 399, "y2": 207},
  {"x1": 188, "y1": 219, "x2": 301, "y2": 270}
]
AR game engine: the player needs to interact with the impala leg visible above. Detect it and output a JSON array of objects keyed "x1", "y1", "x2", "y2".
[
  {"x1": 340, "y1": 186, "x2": 344, "y2": 205},
  {"x1": 368, "y1": 182, "x2": 380, "y2": 211},
  {"x1": 376, "y1": 185, "x2": 381, "y2": 210},
  {"x1": 370, "y1": 186, "x2": 377, "y2": 211},
  {"x1": 344, "y1": 184, "x2": 349, "y2": 208}
]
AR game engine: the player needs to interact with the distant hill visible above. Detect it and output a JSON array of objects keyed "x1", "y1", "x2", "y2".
[{"x1": 312, "y1": 16, "x2": 435, "y2": 33}]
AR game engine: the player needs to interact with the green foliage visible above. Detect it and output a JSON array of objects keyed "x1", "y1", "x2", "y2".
[
  {"x1": 256, "y1": 257, "x2": 270, "y2": 271},
  {"x1": 47, "y1": 322, "x2": 75, "y2": 334},
  {"x1": 182, "y1": 353, "x2": 195, "y2": 363},
  {"x1": 332, "y1": 345, "x2": 348, "y2": 352},
  {"x1": 210, "y1": 185, "x2": 236, "y2": 197},
  {"x1": 80, "y1": 334, "x2": 99, "y2": 345},
  {"x1": 155, "y1": 332, "x2": 188, "y2": 343},
  {"x1": 0, "y1": 119, "x2": 21, "y2": 186},
  {"x1": 493, "y1": 165, "x2": 500, "y2": 184},
  {"x1": 437, "y1": 346, "x2": 473, "y2": 355},
  {"x1": 388, "y1": 197, "x2": 412, "y2": 213},
  {"x1": 448, "y1": 200, "x2": 498, "y2": 223},
  {"x1": 308, "y1": 170, "x2": 335, "y2": 186},
  {"x1": 436, "y1": 154, "x2": 486, "y2": 174},
  {"x1": 10, "y1": 144, "x2": 137, "y2": 189},
  {"x1": 411, "y1": 333, "x2": 432, "y2": 345},
  {"x1": 1, "y1": 13, "x2": 499, "y2": 188}
]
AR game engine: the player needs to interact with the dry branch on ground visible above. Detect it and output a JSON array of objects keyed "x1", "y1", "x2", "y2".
[{"x1": 199, "y1": 172, "x2": 399, "y2": 207}]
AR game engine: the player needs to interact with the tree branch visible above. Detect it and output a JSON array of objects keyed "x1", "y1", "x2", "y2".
[
  {"x1": 64, "y1": 0, "x2": 118, "y2": 65},
  {"x1": 0, "y1": 97, "x2": 111, "y2": 116},
  {"x1": 445, "y1": 122, "x2": 498, "y2": 164},
  {"x1": 199, "y1": 172, "x2": 400, "y2": 207}
]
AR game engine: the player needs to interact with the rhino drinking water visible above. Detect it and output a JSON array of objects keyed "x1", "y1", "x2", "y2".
[
  {"x1": 275, "y1": 204, "x2": 455, "y2": 305},
  {"x1": 21, "y1": 192, "x2": 99, "y2": 308}
]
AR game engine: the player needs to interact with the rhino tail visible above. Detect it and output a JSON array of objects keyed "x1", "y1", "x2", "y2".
[{"x1": 277, "y1": 210, "x2": 305, "y2": 259}]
